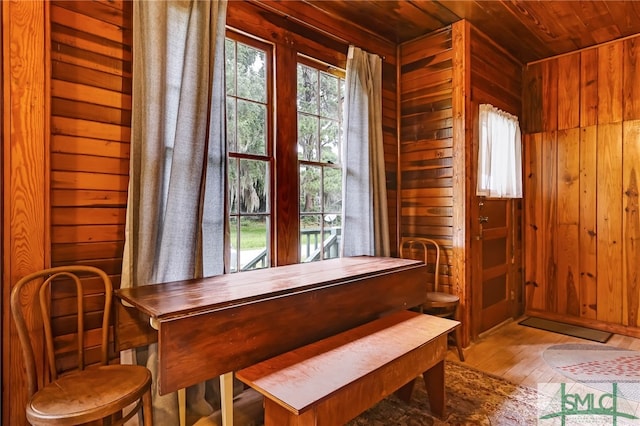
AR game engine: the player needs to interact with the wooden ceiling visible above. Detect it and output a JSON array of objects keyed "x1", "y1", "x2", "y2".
[{"x1": 295, "y1": 0, "x2": 640, "y2": 64}]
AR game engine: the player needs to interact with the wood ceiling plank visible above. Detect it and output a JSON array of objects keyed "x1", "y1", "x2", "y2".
[{"x1": 297, "y1": 0, "x2": 640, "y2": 63}]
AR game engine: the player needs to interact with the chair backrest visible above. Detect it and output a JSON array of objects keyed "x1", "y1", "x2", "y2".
[
  {"x1": 10, "y1": 265, "x2": 112, "y2": 396},
  {"x1": 400, "y1": 237, "x2": 441, "y2": 292}
]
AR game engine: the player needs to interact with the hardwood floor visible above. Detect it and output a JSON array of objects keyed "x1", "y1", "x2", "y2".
[{"x1": 446, "y1": 316, "x2": 640, "y2": 389}]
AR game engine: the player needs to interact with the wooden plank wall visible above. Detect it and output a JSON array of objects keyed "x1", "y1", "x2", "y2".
[
  {"x1": 4, "y1": 2, "x2": 132, "y2": 424},
  {"x1": 399, "y1": 26, "x2": 455, "y2": 290},
  {"x1": 399, "y1": 21, "x2": 523, "y2": 343},
  {"x1": 3, "y1": 2, "x2": 49, "y2": 425},
  {"x1": 49, "y1": 0, "x2": 132, "y2": 363},
  {"x1": 523, "y1": 34, "x2": 640, "y2": 336}
]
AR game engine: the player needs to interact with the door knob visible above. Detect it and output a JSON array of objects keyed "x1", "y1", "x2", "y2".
[{"x1": 479, "y1": 216, "x2": 489, "y2": 224}]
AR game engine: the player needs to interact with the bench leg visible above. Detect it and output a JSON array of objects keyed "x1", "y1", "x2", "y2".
[
  {"x1": 422, "y1": 360, "x2": 445, "y2": 418},
  {"x1": 395, "y1": 377, "x2": 416, "y2": 403}
]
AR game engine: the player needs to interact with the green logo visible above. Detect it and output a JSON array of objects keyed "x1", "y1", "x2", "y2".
[{"x1": 540, "y1": 383, "x2": 638, "y2": 425}]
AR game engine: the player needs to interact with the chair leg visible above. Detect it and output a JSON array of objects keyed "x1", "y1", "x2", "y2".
[
  {"x1": 142, "y1": 388, "x2": 154, "y2": 426},
  {"x1": 454, "y1": 327, "x2": 464, "y2": 362}
]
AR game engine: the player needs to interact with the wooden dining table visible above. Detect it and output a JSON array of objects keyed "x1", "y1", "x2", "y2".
[{"x1": 114, "y1": 256, "x2": 427, "y2": 425}]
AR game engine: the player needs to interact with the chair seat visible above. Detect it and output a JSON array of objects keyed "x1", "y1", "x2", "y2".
[
  {"x1": 27, "y1": 364, "x2": 152, "y2": 425},
  {"x1": 425, "y1": 291, "x2": 459, "y2": 305}
]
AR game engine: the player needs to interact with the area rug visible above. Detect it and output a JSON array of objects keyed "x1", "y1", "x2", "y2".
[
  {"x1": 347, "y1": 361, "x2": 547, "y2": 425},
  {"x1": 543, "y1": 343, "x2": 640, "y2": 402}
]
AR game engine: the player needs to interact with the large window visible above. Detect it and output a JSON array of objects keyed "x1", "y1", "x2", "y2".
[
  {"x1": 225, "y1": 34, "x2": 272, "y2": 272},
  {"x1": 297, "y1": 58, "x2": 344, "y2": 262},
  {"x1": 224, "y1": 29, "x2": 346, "y2": 270}
]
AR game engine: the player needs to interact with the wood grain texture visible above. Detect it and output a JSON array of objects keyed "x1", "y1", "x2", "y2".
[
  {"x1": 624, "y1": 38, "x2": 640, "y2": 121},
  {"x1": 623, "y1": 120, "x2": 640, "y2": 327},
  {"x1": 542, "y1": 59, "x2": 558, "y2": 131},
  {"x1": 524, "y1": 35, "x2": 640, "y2": 337},
  {"x1": 469, "y1": 25, "x2": 522, "y2": 115},
  {"x1": 49, "y1": 0, "x2": 132, "y2": 318},
  {"x1": 522, "y1": 62, "x2": 542, "y2": 133},
  {"x1": 596, "y1": 123, "x2": 623, "y2": 323},
  {"x1": 556, "y1": 129, "x2": 580, "y2": 316},
  {"x1": 116, "y1": 257, "x2": 427, "y2": 394},
  {"x1": 580, "y1": 49, "x2": 598, "y2": 127},
  {"x1": 274, "y1": 45, "x2": 299, "y2": 265},
  {"x1": 524, "y1": 133, "x2": 543, "y2": 311},
  {"x1": 579, "y1": 126, "x2": 598, "y2": 319},
  {"x1": 237, "y1": 311, "x2": 455, "y2": 424},
  {"x1": 451, "y1": 21, "x2": 470, "y2": 344},
  {"x1": 400, "y1": 25, "x2": 458, "y2": 317},
  {"x1": 557, "y1": 54, "x2": 580, "y2": 130},
  {"x1": 278, "y1": 1, "x2": 640, "y2": 65},
  {"x1": 598, "y1": 42, "x2": 623, "y2": 124},
  {"x1": 3, "y1": 1, "x2": 49, "y2": 425},
  {"x1": 541, "y1": 131, "x2": 557, "y2": 312}
]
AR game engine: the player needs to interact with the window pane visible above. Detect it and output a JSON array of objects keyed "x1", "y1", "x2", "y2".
[
  {"x1": 225, "y1": 38, "x2": 236, "y2": 96},
  {"x1": 226, "y1": 97, "x2": 237, "y2": 152},
  {"x1": 300, "y1": 215, "x2": 321, "y2": 262},
  {"x1": 319, "y1": 118, "x2": 339, "y2": 163},
  {"x1": 226, "y1": 32, "x2": 272, "y2": 274},
  {"x1": 323, "y1": 214, "x2": 341, "y2": 260},
  {"x1": 323, "y1": 167, "x2": 342, "y2": 212},
  {"x1": 297, "y1": 64, "x2": 318, "y2": 114},
  {"x1": 300, "y1": 165, "x2": 320, "y2": 213},
  {"x1": 320, "y1": 73, "x2": 339, "y2": 118},
  {"x1": 297, "y1": 59, "x2": 344, "y2": 264},
  {"x1": 237, "y1": 43, "x2": 266, "y2": 103},
  {"x1": 237, "y1": 100, "x2": 266, "y2": 155},
  {"x1": 239, "y1": 159, "x2": 268, "y2": 214},
  {"x1": 298, "y1": 113, "x2": 318, "y2": 161},
  {"x1": 228, "y1": 158, "x2": 238, "y2": 214},
  {"x1": 240, "y1": 216, "x2": 268, "y2": 271}
]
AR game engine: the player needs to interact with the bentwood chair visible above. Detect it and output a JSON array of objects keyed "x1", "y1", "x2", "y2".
[
  {"x1": 10, "y1": 265, "x2": 153, "y2": 425},
  {"x1": 400, "y1": 238, "x2": 465, "y2": 361}
]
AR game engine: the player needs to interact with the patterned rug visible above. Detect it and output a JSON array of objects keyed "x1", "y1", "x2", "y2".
[
  {"x1": 543, "y1": 343, "x2": 640, "y2": 402},
  {"x1": 347, "y1": 361, "x2": 545, "y2": 425}
]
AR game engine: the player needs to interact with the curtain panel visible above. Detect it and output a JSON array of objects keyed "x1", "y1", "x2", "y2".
[
  {"x1": 341, "y1": 45, "x2": 390, "y2": 257},
  {"x1": 122, "y1": 1, "x2": 228, "y2": 424},
  {"x1": 476, "y1": 104, "x2": 523, "y2": 198}
]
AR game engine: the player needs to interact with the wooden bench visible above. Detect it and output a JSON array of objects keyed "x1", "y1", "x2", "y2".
[{"x1": 236, "y1": 310, "x2": 459, "y2": 425}]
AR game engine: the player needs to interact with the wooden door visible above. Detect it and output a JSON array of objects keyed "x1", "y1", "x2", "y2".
[{"x1": 473, "y1": 198, "x2": 520, "y2": 334}]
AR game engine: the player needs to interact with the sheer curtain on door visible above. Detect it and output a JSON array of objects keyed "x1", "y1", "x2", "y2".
[{"x1": 476, "y1": 104, "x2": 522, "y2": 198}]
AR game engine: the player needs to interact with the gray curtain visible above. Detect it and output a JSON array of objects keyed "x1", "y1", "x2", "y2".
[
  {"x1": 121, "y1": 0, "x2": 228, "y2": 424},
  {"x1": 341, "y1": 45, "x2": 390, "y2": 257}
]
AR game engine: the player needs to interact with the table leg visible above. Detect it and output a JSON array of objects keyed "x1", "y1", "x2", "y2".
[
  {"x1": 220, "y1": 372, "x2": 234, "y2": 426},
  {"x1": 178, "y1": 388, "x2": 186, "y2": 426}
]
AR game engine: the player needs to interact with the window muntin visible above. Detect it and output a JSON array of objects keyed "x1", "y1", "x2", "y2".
[
  {"x1": 225, "y1": 33, "x2": 272, "y2": 272},
  {"x1": 297, "y1": 59, "x2": 344, "y2": 262}
]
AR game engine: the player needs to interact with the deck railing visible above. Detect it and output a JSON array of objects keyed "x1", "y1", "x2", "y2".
[{"x1": 241, "y1": 227, "x2": 341, "y2": 271}]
